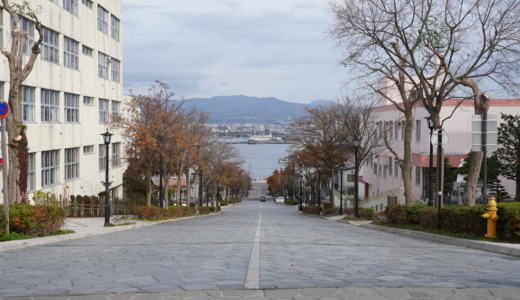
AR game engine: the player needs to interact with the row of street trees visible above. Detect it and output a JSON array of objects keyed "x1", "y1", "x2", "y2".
[
  {"x1": 267, "y1": 98, "x2": 383, "y2": 209},
  {"x1": 112, "y1": 80, "x2": 250, "y2": 208},
  {"x1": 328, "y1": 0, "x2": 520, "y2": 206}
]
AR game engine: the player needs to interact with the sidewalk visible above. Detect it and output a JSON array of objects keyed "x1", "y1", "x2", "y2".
[
  {"x1": 0, "y1": 214, "x2": 216, "y2": 253},
  {"x1": 325, "y1": 215, "x2": 520, "y2": 258}
]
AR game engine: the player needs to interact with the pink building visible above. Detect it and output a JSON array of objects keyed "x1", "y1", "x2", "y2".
[{"x1": 361, "y1": 98, "x2": 520, "y2": 205}]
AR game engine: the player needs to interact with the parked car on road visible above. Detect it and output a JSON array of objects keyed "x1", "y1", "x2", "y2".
[
  {"x1": 259, "y1": 196, "x2": 266, "y2": 202},
  {"x1": 275, "y1": 197, "x2": 285, "y2": 204}
]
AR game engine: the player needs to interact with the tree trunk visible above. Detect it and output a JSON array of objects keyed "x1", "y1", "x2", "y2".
[
  {"x1": 146, "y1": 168, "x2": 152, "y2": 207},
  {"x1": 463, "y1": 92, "x2": 489, "y2": 206},
  {"x1": 402, "y1": 114, "x2": 415, "y2": 206},
  {"x1": 330, "y1": 165, "x2": 335, "y2": 209}
]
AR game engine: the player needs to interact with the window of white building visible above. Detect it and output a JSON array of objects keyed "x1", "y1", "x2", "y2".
[
  {"x1": 111, "y1": 100, "x2": 120, "y2": 117},
  {"x1": 28, "y1": 153, "x2": 35, "y2": 192},
  {"x1": 41, "y1": 89, "x2": 59, "y2": 122},
  {"x1": 63, "y1": 0, "x2": 79, "y2": 16},
  {"x1": 41, "y1": 150, "x2": 59, "y2": 187},
  {"x1": 83, "y1": 96, "x2": 94, "y2": 105},
  {"x1": 65, "y1": 147, "x2": 79, "y2": 180},
  {"x1": 98, "y1": 144, "x2": 107, "y2": 171},
  {"x1": 65, "y1": 93, "x2": 79, "y2": 123},
  {"x1": 19, "y1": 16, "x2": 34, "y2": 55},
  {"x1": 99, "y1": 98, "x2": 109, "y2": 123},
  {"x1": 98, "y1": 52, "x2": 109, "y2": 79},
  {"x1": 389, "y1": 157, "x2": 393, "y2": 176},
  {"x1": 83, "y1": 145, "x2": 94, "y2": 154},
  {"x1": 42, "y1": 27, "x2": 59, "y2": 63},
  {"x1": 97, "y1": 6, "x2": 108, "y2": 34},
  {"x1": 394, "y1": 122, "x2": 399, "y2": 140},
  {"x1": 415, "y1": 166, "x2": 421, "y2": 185},
  {"x1": 416, "y1": 119, "x2": 421, "y2": 142},
  {"x1": 112, "y1": 142, "x2": 121, "y2": 167},
  {"x1": 82, "y1": 45, "x2": 93, "y2": 56},
  {"x1": 21, "y1": 86, "x2": 35, "y2": 122},
  {"x1": 111, "y1": 15, "x2": 120, "y2": 41},
  {"x1": 64, "y1": 36, "x2": 79, "y2": 69},
  {"x1": 394, "y1": 158, "x2": 399, "y2": 177},
  {"x1": 82, "y1": 0, "x2": 93, "y2": 9},
  {"x1": 111, "y1": 58, "x2": 120, "y2": 82}
]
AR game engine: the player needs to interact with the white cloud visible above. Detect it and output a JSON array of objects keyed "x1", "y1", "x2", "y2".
[{"x1": 123, "y1": 0, "x2": 347, "y2": 103}]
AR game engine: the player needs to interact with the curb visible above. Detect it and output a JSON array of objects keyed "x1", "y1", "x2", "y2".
[
  {"x1": 359, "y1": 223, "x2": 520, "y2": 258},
  {"x1": 0, "y1": 212, "x2": 221, "y2": 253}
]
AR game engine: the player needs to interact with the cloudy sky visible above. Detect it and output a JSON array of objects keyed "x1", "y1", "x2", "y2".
[{"x1": 122, "y1": 0, "x2": 347, "y2": 104}]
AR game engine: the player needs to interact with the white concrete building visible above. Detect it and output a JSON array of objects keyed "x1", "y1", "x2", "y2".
[{"x1": 0, "y1": 0, "x2": 127, "y2": 203}]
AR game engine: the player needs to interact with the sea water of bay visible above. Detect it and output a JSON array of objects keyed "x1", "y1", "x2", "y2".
[{"x1": 233, "y1": 143, "x2": 292, "y2": 180}]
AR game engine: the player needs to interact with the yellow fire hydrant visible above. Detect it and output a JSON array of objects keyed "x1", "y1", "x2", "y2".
[{"x1": 481, "y1": 197, "x2": 499, "y2": 239}]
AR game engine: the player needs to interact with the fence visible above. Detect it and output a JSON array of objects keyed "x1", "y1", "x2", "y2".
[{"x1": 33, "y1": 193, "x2": 138, "y2": 217}]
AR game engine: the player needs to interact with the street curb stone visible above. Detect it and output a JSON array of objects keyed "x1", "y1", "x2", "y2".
[{"x1": 358, "y1": 223, "x2": 520, "y2": 258}]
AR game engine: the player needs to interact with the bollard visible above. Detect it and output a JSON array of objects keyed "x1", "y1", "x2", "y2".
[{"x1": 481, "y1": 197, "x2": 499, "y2": 239}]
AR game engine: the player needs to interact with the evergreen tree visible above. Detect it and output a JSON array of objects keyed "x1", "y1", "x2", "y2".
[{"x1": 493, "y1": 113, "x2": 520, "y2": 200}]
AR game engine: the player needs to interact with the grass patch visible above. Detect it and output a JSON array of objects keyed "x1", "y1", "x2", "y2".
[
  {"x1": 0, "y1": 232, "x2": 33, "y2": 242},
  {"x1": 1, "y1": 229, "x2": 76, "y2": 242}
]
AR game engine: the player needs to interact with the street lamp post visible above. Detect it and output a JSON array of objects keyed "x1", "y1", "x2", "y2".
[
  {"x1": 298, "y1": 175, "x2": 303, "y2": 211},
  {"x1": 339, "y1": 164, "x2": 345, "y2": 215},
  {"x1": 353, "y1": 136, "x2": 361, "y2": 219},
  {"x1": 159, "y1": 153, "x2": 164, "y2": 208},
  {"x1": 425, "y1": 116, "x2": 434, "y2": 207},
  {"x1": 101, "y1": 130, "x2": 113, "y2": 226},
  {"x1": 317, "y1": 166, "x2": 321, "y2": 207},
  {"x1": 198, "y1": 168, "x2": 203, "y2": 207}
]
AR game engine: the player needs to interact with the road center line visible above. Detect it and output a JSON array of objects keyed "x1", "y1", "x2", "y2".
[{"x1": 244, "y1": 204, "x2": 261, "y2": 289}]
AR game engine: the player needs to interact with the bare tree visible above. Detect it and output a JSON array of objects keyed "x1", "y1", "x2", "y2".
[
  {"x1": 291, "y1": 99, "x2": 382, "y2": 208},
  {"x1": 1, "y1": 1, "x2": 43, "y2": 206},
  {"x1": 330, "y1": 0, "x2": 520, "y2": 205}
]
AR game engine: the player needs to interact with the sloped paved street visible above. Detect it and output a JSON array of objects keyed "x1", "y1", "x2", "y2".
[{"x1": 0, "y1": 200, "x2": 519, "y2": 299}]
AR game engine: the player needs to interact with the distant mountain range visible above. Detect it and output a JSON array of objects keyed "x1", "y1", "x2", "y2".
[{"x1": 180, "y1": 95, "x2": 333, "y2": 123}]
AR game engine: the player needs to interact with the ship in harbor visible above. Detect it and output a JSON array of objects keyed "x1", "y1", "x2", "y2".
[{"x1": 247, "y1": 132, "x2": 282, "y2": 144}]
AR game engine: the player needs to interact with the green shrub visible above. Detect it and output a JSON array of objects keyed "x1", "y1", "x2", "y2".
[
  {"x1": 303, "y1": 206, "x2": 321, "y2": 215},
  {"x1": 359, "y1": 207, "x2": 375, "y2": 220},
  {"x1": 0, "y1": 204, "x2": 66, "y2": 237},
  {"x1": 385, "y1": 204, "x2": 430, "y2": 226},
  {"x1": 497, "y1": 202, "x2": 520, "y2": 241},
  {"x1": 441, "y1": 205, "x2": 486, "y2": 235}
]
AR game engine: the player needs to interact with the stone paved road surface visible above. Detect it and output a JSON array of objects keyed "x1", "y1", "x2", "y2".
[{"x1": 0, "y1": 199, "x2": 519, "y2": 299}]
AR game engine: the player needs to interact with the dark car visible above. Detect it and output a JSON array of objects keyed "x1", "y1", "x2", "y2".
[{"x1": 259, "y1": 196, "x2": 266, "y2": 202}]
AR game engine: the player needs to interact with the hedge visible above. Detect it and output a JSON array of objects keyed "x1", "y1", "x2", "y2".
[
  {"x1": 0, "y1": 204, "x2": 66, "y2": 237},
  {"x1": 384, "y1": 203, "x2": 520, "y2": 241},
  {"x1": 303, "y1": 206, "x2": 321, "y2": 215},
  {"x1": 135, "y1": 205, "x2": 220, "y2": 220}
]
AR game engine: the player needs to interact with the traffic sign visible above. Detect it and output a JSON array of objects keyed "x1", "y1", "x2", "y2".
[
  {"x1": 0, "y1": 100, "x2": 9, "y2": 118},
  {"x1": 431, "y1": 129, "x2": 448, "y2": 147}
]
